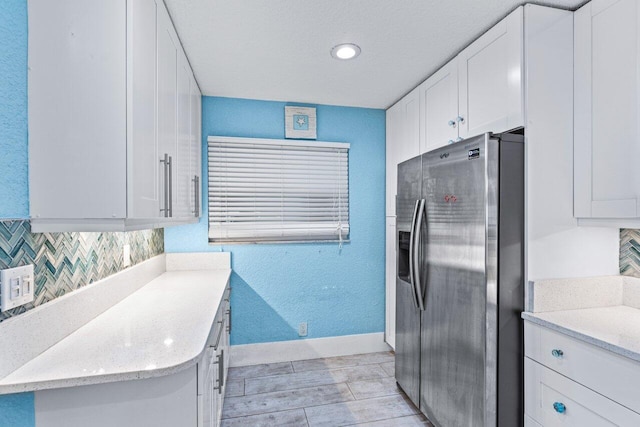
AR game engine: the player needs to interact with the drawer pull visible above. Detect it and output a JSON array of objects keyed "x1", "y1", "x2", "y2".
[
  {"x1": 551, "y1": 349, "x2": 564, "y2": 358},
  {"x1": 553, "y1": 402, "x2": 566, "y2": 414}
]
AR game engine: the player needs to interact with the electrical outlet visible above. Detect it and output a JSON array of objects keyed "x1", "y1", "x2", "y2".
[
  {"x1": 123, "y1": 244, "x2": 131, "y2": 267},
  {"x1": 1, "y1": 264, "x2": 35, "y2": 311},
  {"x1": 298, "y1": 322, "x2": 308, "y2": 337}
]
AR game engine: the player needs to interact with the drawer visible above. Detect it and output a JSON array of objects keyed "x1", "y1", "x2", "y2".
[
  {"x1": 525, "y1": 358, "x2": 640, "y2": 426},
  {"x1": 525, "y1": 321, "x2": 640, "y2": 413}
]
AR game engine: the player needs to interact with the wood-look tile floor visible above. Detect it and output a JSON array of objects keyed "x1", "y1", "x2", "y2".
[{"x1": 221, "y1": 352, "x2": 434, "y2": 427}]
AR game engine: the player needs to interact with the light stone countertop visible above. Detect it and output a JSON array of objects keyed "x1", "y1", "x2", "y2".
[
  {"x1": 522, "y1": 306, "x2": 640, "y2": 362},
  {"x1": 0, "y1": 268, "x2": 231, "y2": 394},
  {"x1": 522, "y1": 275, "x2": 640, "y2": 363}
]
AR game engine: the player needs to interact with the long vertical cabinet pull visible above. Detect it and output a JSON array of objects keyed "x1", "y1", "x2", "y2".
[
  {"x1": 408, "y1": 200, "x2": 421, "y2": 309},
  {"x1": 413, "y1": 199, "x2": 426, "y2": 311},
  {"x1": 213, "y1": 350, "x2": 224, "y2": 393},
  {"x1": 168, "y1": 156, "x2": 173, "y2": 217},
  {"x1": 193, "y1": 175, "x2": 200, "y2": 216},
  {"x1": 226, "y1": 307, "x2": 232, "y2": 333},
  {"x1": 212, "y1": 349, "x2": 224, "y2": 394},
  {"x1": 160, "y1": 154, "x2": 169, "y2": 217}
]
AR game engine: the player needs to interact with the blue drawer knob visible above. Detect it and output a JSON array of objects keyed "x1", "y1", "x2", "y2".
[
  {"x1": 551, "y1": 349, "x2": 564, "y2": 358},
  {"x1": 553, "y1": 402, "x2": 566, "y2": 414}
]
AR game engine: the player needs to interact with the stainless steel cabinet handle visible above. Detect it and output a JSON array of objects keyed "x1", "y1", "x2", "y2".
[
  {"x1": 226, "y1": 307, "x2": 232, "y2": 333},
  {"x1": 213, "y1": 350, "x2": 224, "y2": 393},
  {"x1": 160, "y1": 154, "x2": 169, "y2": 217},
  {"x1": 218, "y1": 349, "x2": 224, "y2": 393},
  {"x1": 413, "y1": 199, "x2": 426, "y2": 311},
  {"x1": 168, "y1": 156, "x2": 173, "y2": 217},
  {"x1": 213, "y1": 318, "x2": 225, "y2": 350},
  {"x1": 408, "y1": 200, "x2": 421, "y2": 310},
  {"x1": 456, "y1": 116, "x2": 465, "y2": 124},
  {"x1": 448, "y1": 120, "x2": 456, "y2": 128}
]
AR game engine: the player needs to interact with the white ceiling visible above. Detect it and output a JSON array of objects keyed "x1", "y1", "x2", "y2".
[{"x1": 164, "y1": 0, "x2": 587, "y2": 109}]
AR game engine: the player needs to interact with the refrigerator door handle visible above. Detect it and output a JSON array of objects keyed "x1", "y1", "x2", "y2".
[
  {"x1": 413, "y1": 199, "x2": 426, "y2": 311},
  {"x1": 408, "y1": 199, "x2": 421, "y2": 309}
]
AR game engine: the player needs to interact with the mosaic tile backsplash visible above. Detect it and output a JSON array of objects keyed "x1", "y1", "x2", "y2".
[
  {"x1": 620, "y1": 229, "x2": 640, "y2": 278},
  {"x1": 0, "y1": 220, "x2": 163, "y2": 322}
]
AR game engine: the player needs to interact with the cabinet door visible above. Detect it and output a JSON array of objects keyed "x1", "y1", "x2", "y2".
[
  {"x1": 385, "y1": 216, "x2": 396, "y2": 349},
  {"x1": 399, "y1": 87, "x2": 421, "y2": 163},
  {"x1": 28, "y1": 0, "x2": 127, "y2": 220},
  {"x1": 175, "y1": 51, "x2": 192, "y2": 219},
  {"x1": 127, "y1": 0, "x2": 160, "y2": 219},
  {"x1": 157, "y1": 2, "x2": 178, "y2": 218},
  {"x1": 386, "y1": 103, "x2": 401, "y2": 217},
  {"x1": 419, "y1": 58, "x2": 458, "y2": 153},
  {"x1": 458, "y1": 6, "x2": 524, "y2": 139},
  {"x1": 525, "y1": 358, "x2": 640, "y2": 426},
  {"x1": 190, "y1": 76, "x2": 202, "y2": 218},
  {"x1": 385, "y1": 88, "x2": 421, "y2": 217},
  {"x1": 202, "y1": 350, "x2": 217, "y2": 427},
  {"x1": 574, "y1": 0, "x2": 640, "y2": 218}
]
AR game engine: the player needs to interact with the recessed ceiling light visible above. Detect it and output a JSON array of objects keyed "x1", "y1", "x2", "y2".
[{"x1": 331, "y1": 43, "x2": 361, "y2": 60}]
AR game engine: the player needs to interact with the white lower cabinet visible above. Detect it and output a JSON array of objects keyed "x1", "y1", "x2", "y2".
[
  {"x1": 35, "y1": 285, "x2": 231, "y2": 427},
  {"x1": 525, "y1": 358, "x2": 640, "y2": 426},
  {"x1": 524, "y1": 322, "x2": 640, "y2": 426},
  {"x1": 199, "y1": 285, "x2": 231, "y2": 427}
]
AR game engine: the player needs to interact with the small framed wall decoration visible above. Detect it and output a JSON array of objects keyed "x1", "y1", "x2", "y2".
[{"x1": 285, "y1": 106, "x2": 317, "y2": 139}]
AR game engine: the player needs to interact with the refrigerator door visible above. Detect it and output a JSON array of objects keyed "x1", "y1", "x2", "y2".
[
  {"x1": 419, "y1": 134, "x2": 498, "y2": 427},
  {"x1": 395, "y1": 155, "x2": 423, "y2": 406}
]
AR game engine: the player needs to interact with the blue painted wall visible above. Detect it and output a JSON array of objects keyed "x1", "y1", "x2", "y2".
[
  {"x1": 0, "y1": 1, "x2": 34, "y2": 424},
  {"x1": 0, "y1": 0, "x2": 29, "y2": 219},
  {"x1": 0, "y1": 393, "x2": 34, "y2": 427},
  {"x1": 165, "y1": 97, "x2": 386, "y2": 345}
]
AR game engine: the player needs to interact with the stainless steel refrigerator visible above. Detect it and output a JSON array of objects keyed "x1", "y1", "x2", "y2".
[{"x1": 395, "y1": 132, "x2": 524, "y2": 427}]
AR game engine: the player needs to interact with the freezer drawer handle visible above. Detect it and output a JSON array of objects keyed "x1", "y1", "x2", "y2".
[
  {"x1": 412, "y1": 199, "x2": 426, "y2": 311},
  {"x1": 551, "y1": 349, "x2": 564, "y2": 358},
  {"x1": 553, "y1": 402, "x2": 566, "y2": 414}
]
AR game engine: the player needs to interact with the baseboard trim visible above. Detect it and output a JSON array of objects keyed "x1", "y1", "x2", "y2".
[{"x1": 229, "y1": 332, "x2": 391, "y2": 367}]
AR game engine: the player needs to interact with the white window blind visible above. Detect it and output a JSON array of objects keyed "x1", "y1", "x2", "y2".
[{"x1": 208, "y1": 136, "x2": 350, "y2": 243}]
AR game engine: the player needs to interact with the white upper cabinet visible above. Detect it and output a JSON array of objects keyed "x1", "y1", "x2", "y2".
[
  {"x1": 458, "y1": 6, "x2": 524, "y2": 139},
  {"x1": 385, "y1": 87, "x2": 420, "y2": 217},
  {"x1": 419, "y1": 58, "x2": 459, "y2": 152},
  {"x1": 574, "y1": 0, "x2": 640, "y2": 219},
  {"x1": 128, "y1": 0, "x2": 160, "y2": 219},
  {"x1": 28, "y1": 0, "x2": 201, "y2": 231},
  {"x1": 28, "y1": 0, "x2": 128, "y2": 221},
  {"x1": 157, "y1": 1, "x2": 179, "y2": 220},
  {"x1": 395, "y1": 7, "x2": 524, "y2": 158},
  {"x1": 190, "y1": 76, "x2": 203, "y2": 218},
  {"x1": 175, "y1": 50, "x2": 193, "y2": 220}
]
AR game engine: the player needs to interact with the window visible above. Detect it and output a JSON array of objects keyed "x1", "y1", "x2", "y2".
[{"x1": 208, "y1": 136, "x2": 349, "y2": 244}]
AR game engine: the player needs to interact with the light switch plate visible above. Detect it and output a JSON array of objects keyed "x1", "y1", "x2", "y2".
[{"x1": 1, "y1": 264, "x2": 35, "y2": 311}]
